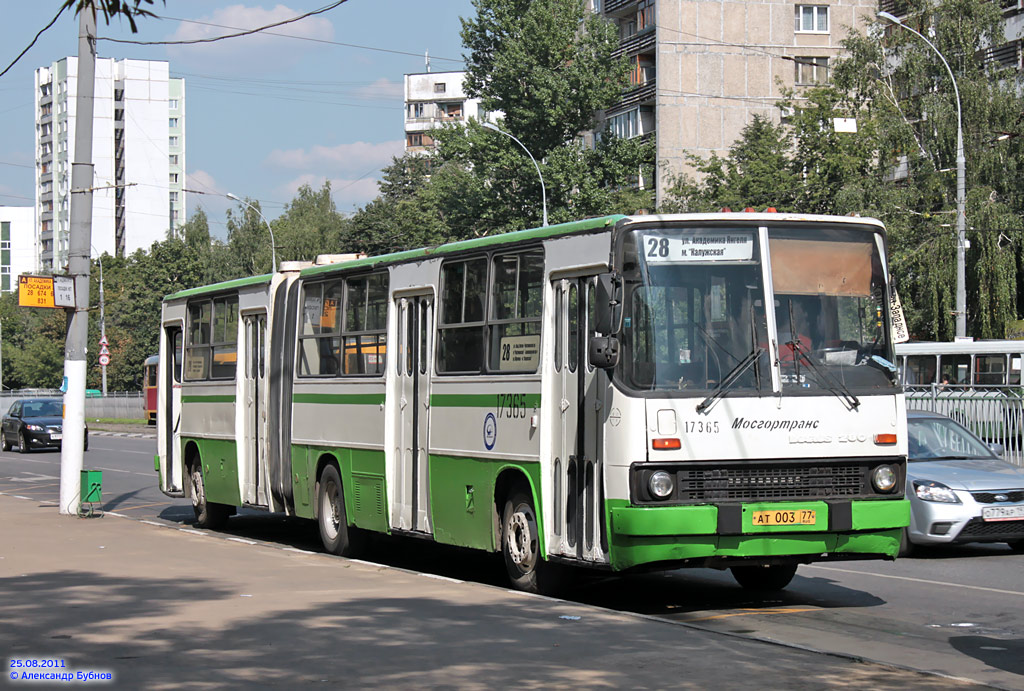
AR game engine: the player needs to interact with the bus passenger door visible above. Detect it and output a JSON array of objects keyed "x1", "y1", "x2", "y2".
[
  {"x1": 552, "y1": 277, "x2": 604, "y2": 561},
  {"x1": 163, "y1": 325, "x2": 184, "y2": 493},
  {"x1": 394, "y1": 294, "x2": 434, "y2": 534},
  {"x1": 243, "y1": 313, "x2": 268, "y2": 506}
]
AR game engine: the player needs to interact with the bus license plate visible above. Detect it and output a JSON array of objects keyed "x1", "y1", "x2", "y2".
[
  {"x1": 752, "y1": 509, "x2": 816, "y2": 526},
  {"x1": 982, "y1": 505, "x2": 1024, "y2": 521}
]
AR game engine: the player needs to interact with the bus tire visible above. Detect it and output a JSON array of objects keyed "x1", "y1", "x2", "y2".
[
  {"x1": 317, "y1": 465, "x2": 364, "y2": 557},
  {"x1": 501, "y1": 489, "x2": 562, "y2": 594},
  {"x1": 189, "y1": 462, "x2": 229, "y2": 529},
  {"x1": 898, "y1": 527, "x2": 915, "y2": 557},
  {"x1": 730, "y1": 563, "x2": 798, "y2": 592}
]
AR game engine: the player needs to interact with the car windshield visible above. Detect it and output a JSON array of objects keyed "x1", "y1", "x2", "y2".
[
  {"x1": 907, "y1": 417, "x2": 995, "y2": 461},
  {"x1": 24, "y1": 400, "x2": 62, "y2": 417}
]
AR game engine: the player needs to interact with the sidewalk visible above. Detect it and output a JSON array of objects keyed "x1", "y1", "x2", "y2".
[{"x1": 0, "y1": 494, "x2": 976, "y2": 690}]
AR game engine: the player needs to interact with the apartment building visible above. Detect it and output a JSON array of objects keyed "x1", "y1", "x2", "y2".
[
  {"x1": 34, "y1": 57, "x2": 185, "y2": 271},
  {"x1": 404, "y1": 71, "x2": 485, "y2": 154},
  {"x1": 597, "y1": 0, "x2": 878, "y2": 204},
  {"x1": 0, "y1": 206, "x2": 36, "y2": 293}
]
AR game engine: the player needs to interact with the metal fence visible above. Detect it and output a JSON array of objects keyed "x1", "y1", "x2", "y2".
[
  {"x1": 905, "y1": 385, "x2": 1024, "y2": 467},
  {"x1": 0, "y1": 390, "x2": 145, "y2": 421}
]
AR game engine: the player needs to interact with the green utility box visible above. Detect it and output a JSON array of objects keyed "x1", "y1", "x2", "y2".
[{"x1": 80, "y1": 470, "x2": 103, "y2": 504}]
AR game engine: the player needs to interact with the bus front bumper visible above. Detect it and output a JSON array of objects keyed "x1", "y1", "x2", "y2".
[{"x1": 607, "y1": 498, "x2": 910, "y2": 571}]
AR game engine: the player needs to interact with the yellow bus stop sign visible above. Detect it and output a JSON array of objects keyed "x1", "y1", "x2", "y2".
[{"x1": 18, "y1": 275, "x2": 75, "y2": 309}]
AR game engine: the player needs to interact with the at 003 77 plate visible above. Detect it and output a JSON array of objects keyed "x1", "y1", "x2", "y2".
[{"x1": 752, "y1": 509, "x2": 816, "y2": 526}]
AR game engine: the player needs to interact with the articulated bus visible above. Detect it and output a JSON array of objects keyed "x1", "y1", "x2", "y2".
[
  {"x1": 156, "y1": 213, "x2": 910, "y2": 593},
  {"x1": 144, "y1": 355, "x2": 159, "y2": 425}
]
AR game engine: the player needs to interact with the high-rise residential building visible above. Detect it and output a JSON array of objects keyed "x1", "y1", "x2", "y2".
[
  {"x1": 0, "y1": 206, "x2": 36, "y2": 293},
  {"x1": 34, "y1": 57, "x2": 185, "y2": 271},
  {"x1": 595, "y1": 0, "x2": 877, "y2": 205},
  {"x1": 404, "y1": 71, "x2": 485, "y2": 154}
]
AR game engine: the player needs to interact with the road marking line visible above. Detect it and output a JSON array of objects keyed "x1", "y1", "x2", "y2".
[
  {"x1": 177, "y1": 528, "x2": 206, "y2": 536},
  {"x1": 141, "y1": 521, "x2": 165, "y2": 527},
  {"x1": 283, "y1": 547, "x2": 317, "y2": 555},
  {"x1": 682, "y1": 607, "x2": 818, "y2": 623},
  {"x1": 806, "y1": 564, "x2": 1024, "y2": 597},
  {"x1": 227, "y1": 537, "x2": 258, "y2": 545},
  {"x1": 419, "y1": 573, "x2": 463, "y2": 584},
  {"x1": 107, "y1": 502, "x2": 173, "y2": 511},
  {"x1": 95, "y1": 467, "x2": 131, "y2": 474}
]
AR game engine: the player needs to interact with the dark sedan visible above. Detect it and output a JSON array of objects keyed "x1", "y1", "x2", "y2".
[{"x1": 1, "y1": 398, "x2": 88, "y2": 453}]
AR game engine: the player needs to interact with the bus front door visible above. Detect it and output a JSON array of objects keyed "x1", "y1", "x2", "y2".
[
  {"x1": 162, "y1": 324, "x2": 184, "y2": 493},
  {"x1": 552, "y1": 277, "x2": 604, "y2": 562},
  {"x1": 243, "y1": 313, "x2": 268, "y2": 507},
  {"x1": 394, "y1": 294, "x2": 434, "y2": 534}
]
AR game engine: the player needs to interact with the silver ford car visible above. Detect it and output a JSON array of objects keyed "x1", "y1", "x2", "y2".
[{"x1": 904, "y1": 410, "x2": 1024, "y2": 554}]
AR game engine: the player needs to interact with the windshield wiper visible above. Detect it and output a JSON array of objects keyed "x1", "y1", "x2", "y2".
[
  {"x1": 697, "y1": 347, "x2": 765, "y2": 414},
  {"x1": 787, "y1": 339, "x2": 860, "y2": 410}
]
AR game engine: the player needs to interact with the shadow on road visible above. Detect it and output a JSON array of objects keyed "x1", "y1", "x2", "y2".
[{"x1": 949, "y1": 636, "x2": 1024, "y2": 676}]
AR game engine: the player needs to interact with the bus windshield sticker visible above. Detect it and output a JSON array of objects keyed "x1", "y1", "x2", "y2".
[
  {"x1": 642, "y1": 231, "x2": 754, "y2": 264},
  {"x1": 498, "y1": 335, "x2": 540, "y2": 371}
]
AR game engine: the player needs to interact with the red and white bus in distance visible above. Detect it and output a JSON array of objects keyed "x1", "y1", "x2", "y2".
[{"x1": 144, "y1": 354, "x2": 159, "y2": 425}]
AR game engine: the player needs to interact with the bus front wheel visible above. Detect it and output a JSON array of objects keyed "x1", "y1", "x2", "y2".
[
  {"x1": 501, "y1": 490, "x2": 563, "y2": 594},
  {"x1": 730, "y1": 563, "x2": 798, "y2": 592},
  {"x1": 317, "y1": 465, "x2": 364, "y2": 557},
  {"x1": 189, "y1": 462, "x2": 229, "y2": 529}
]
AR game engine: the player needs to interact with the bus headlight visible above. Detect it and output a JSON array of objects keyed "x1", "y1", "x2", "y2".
[
  {"x1": 649, "y1": 471, "x2": 675, "y2": 499},
  {"x1": 871, "y1": 465, "x2": 898, "y2": 493}
]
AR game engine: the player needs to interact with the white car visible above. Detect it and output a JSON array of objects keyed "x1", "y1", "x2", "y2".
[{"x1": 904, "y1": 410, "x2": 1024, "y2": 554}]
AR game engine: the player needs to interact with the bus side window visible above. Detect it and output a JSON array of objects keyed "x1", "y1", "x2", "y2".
[
  {"x1": 438, "y1": 258, "x2": 487, "y2": 373},
  {"x1": 939, "y1": 354, "x2": 970, "y2": 385},
  {"x1": 975, "y1": 354, "x2": 1007, "y2": 386},
  {"x1": 906, "y1": 355, "x2": 936, "y2": 385},
  {"x1": 1011, "y1": 356, "x2": 1022, "y2": 385}
]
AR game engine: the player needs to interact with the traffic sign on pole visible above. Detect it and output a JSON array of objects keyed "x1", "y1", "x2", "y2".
[
  {"x1": 98, "y1": 354, "x2": 110, "y2": 366},
  {"x1": 99, "y1": 345, "x2": 109, "y2": 356}
]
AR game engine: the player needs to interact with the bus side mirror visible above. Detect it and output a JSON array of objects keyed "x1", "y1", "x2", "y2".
[
  {"x1": 594, "y1": 272, "x2": 623, "y2": 336},
  {"x1": 589, "y1": 336, "x2": 619, "y2": 370}
]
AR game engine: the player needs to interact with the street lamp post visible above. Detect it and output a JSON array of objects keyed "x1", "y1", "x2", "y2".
[
  {"x1": 878, "y1": 11, "x2": 967, "y2": 338},
  {"x1": 226, "y1": 193, "x2": 278, "y2": 272},
  {"x1": 481, "y1": 121, "x2": 548, "y2": 227}
]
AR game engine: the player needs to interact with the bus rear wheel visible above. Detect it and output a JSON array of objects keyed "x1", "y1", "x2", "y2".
[
  {"x1": 501, "y1": 489, "x2": 563, "y2": 594},
  {"x1": 189, "y1": 462, "x2": 229, "y2": 529},
  {"x1": 730, "y1": 563, "x2": 798, "y2": 592},
  {"x1": 317, "y1": 465, "x2": 364, "y2": 557}
]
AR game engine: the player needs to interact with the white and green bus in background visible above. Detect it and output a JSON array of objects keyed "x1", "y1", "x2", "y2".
[{"x1": 156, "y1": 212, "x2": 910, "y2": 593}]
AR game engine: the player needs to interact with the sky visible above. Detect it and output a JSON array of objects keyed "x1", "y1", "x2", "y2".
[{"x1": 0, "y1": 0, "x2": 475, "y2": 237}]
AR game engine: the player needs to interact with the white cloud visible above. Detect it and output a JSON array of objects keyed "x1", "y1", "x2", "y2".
[
  {"x1": 354, "y1": 78, "x2": 404, "y2": 103},
  {"x1": 265, "y1": 140, "x2": 404, "y2": 175},
  {"x1": 276, "y1": 174, "x2": 382, "y2": 212},
  {"x1": 166, "y1": 4, "x2": 334, "y2": 72}
]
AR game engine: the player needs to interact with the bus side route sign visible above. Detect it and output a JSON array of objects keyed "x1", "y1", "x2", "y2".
[{"x1": 18, "y1": 275, "x2": 75, "y2": 309}]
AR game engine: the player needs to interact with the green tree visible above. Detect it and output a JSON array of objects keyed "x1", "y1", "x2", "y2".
[
  {"x1": 273, "y1": 182, "x2": 350, "y2": 262},
  {"x1": 225, "y1": 200, "x2": 275, "y2": 276}
]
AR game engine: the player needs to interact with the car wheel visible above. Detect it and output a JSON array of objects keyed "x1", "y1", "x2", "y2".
[
  {"x1": 730, "y1": 563, "x2": 799, "y2": 592},
  {"x1": 18, "y1": 432, "x2": 30, "y2": 454},
  {"x1": 189, "y1": 462, "x2": 229, "y2": 529},
  {"x1": 1, "y1": 434, "x2": 9, "y2": 452},
  {"x1": 898, "y1": 527, "x2": 915, "y2": 557},
  {"x1": 317, "y1": 464, "x2": 364, "y2": 557}
]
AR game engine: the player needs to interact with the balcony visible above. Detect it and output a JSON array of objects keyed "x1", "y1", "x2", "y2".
[
  {"x1": 614, "y1": 26, "x2": 655, "y2": 58},
  {"x1": 605, "y1": 0, "x2": 636, "y2": 15},
  {"x1": 611, "y1": 81, "x2": 656, "y2": 112},
  {"x1": 878, "y1": 0, "x2": 908, "y2": 17}
]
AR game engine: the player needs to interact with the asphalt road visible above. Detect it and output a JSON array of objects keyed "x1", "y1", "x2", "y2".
[{"x1": 2, "y1": 435, "x2": 1022, "y2": 689}]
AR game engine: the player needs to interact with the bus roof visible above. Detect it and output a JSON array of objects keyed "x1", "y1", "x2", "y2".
[
  {"x1": 895, "y1": 340, "x2": 1024, "y2": 355},
  {"x1": 299, "y1": 214, "x2": 626, "y2": 279},
  {"x1": 164, "y1": 273, "x2": 273, "y2": 302},
  {"x1": 144, "y1": 354, "x2": 159, "y2": 366}
]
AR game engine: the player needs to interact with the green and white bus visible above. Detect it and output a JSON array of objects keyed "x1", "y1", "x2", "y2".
[{"x1": 156, "y1": 212, "x2": 910, "y2": 593}]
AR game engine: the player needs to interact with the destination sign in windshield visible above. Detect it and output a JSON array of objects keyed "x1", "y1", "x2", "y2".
[{"x1": 642, "y1": 231, "x2": 754, "y2": 263}]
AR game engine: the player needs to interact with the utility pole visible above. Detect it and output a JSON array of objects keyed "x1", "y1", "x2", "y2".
[
  {"x1": 98, "y1": 253, "x2": 106, "y2": 395},
  {"x1": 59, "y1": 3, "x2": 96, "y2": 516}
]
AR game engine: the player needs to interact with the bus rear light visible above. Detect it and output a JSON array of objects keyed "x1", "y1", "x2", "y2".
[
  {"x1": 874, "y1": 433, "x2": 898, "y2": 445},
  {"x1": 652, "y1": 438, "x2": 681, "y2": 450}
]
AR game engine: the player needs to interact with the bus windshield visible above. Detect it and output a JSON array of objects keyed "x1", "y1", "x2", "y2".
[
  {"x1": 623, "y1": 227, "x2": 769, "y2": 392},
  {"x1": 621, "y1": 224, "x2": 896, "y2": 393},
  {"x1": 770, "y1": 226, "x2": 893, "y2": 392}
]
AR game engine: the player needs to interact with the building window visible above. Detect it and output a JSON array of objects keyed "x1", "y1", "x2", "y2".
[
  {"x1": 439, "y1": 102, "x2": 463, "y2": 119},
  {"x1": 630, "y1": 55, "x2": 656, "y2": 86},
  {"x1": 794, "y1": 56, "x2": 829, "y2": 84},
  {"x1": 169, "y1": 136, "x2": 179, "y2": 147},
  {"x1": 169, "y1": 173, "x2": 179, "y2": 184},
  {"x1": 40, "y1": 83, "x2": 51, "y2": 97},
  {"x1": 169, "y1": 117, "x2": 179, "y2": 128},
  {"x1": 169, "y1": 154, "x2": 179, "y2": 165},
  {"x1": 434, "y1": 82, "x2": 446, "y2": 93},
  {"x1": 406, "y1": 132, "x2": 435, "y2": 148},
  {"x1": 637, "y1": 0, "x2": 655, "y2": 31},
  {"x1": 609, "y1": 108, "x2": 640, "y2": 139},
  {"x1": 795, "y1": 5, "x2": 829, "y2": 33},
  {"x1": 170, "y1": 191, "x2": 179, "y2": 202},
  {"x1": 169, "y1": 99, "x2": 178, "y2": 109},
  {"x1": 408, "y1": 102, "x2": 425, "y2": 119}
]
